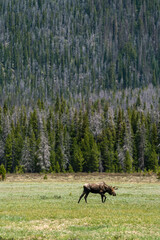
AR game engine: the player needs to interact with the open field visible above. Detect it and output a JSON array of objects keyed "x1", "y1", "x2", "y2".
[{"x1": 0, "y1": 173, "x2": 160, "y2": 240}]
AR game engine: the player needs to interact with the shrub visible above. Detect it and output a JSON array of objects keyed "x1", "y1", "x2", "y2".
[
  {"x1": 0, "y1": 164, "x2": 6, "y2": 181},
  {"x1": 68, "y1": 164, "x2": 74, "y2": 173},
  {"x1": 148, "y1": 169, "x2": 153, "y2": 176},
  {"x1": 44, "y1": 174, "x2": 48, "y2": 180},
  {"x1": 157, "y1": 168, "x2": 160, "y2": 179},
  {"x1": 54, "y1": 161, "x2": 61, "y2": 173},
  {"x1": 15, "y1": 165, "x2": 24, "y2": 174}
]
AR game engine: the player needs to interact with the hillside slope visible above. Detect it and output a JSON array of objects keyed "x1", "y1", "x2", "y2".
[{"x1": 0, "y1": 0, "x2": 160, "y2": 104}]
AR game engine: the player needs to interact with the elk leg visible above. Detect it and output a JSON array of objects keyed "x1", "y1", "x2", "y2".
[
  {"x1": 103, "y1": 194, "x2": 106, "y2": 203},
  {"x1": 84, "y1": 192, "x2": 89, "y2": 203},
  {"x1": 78, "y1": 191, "x2": 85, "y2": 203},
  {"x1": 100, "y1": 193, "x2": 106, "y2": 203},
  {"x1": 100, "y1": 193, "x2": 104, "y2": 203}
]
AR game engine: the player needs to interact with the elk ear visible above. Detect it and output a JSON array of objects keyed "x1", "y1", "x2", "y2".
[{"x1": 113, "y1": 186, "x2": 118, "y2": 190}]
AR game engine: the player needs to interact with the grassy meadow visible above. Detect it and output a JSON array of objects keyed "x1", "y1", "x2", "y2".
[{"x1": 0, "y1": 173, "x2": 160, "y2": 240}]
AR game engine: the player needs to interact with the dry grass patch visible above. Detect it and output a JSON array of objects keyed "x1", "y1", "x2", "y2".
[
  {"x1": 28, "y1": 218, "x2": 87, "y2": 232},
  {"x1": 5, "y1": 172, "x2": 159, "y2": 184}
]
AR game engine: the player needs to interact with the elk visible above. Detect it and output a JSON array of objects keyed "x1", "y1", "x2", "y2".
[{"x1": 78, "y1": 182, "x2": 118, "y2": 203}]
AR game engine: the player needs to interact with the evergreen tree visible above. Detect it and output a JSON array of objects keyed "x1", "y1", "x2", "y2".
[
  {"x1": 29, "y1": 130, "x2": 37, "y2": 172},
  {"x1": 4, "y1": 133, "x2": 13, "y2": 172},
  {"x1": 151, "y1": 123, "x2": 158, "y2": 150},
  {"x1": 0, "y1": 139, "x2": 4, "y2": 166},
  {"x1": 148, "y1": 149, "x2": 158, "y2": 172},
  {"x1": 117, "y1": 144, "x2": 125, "y2": 172},
  {"x1": 124, "y1": 150, "x2": 132, "y2": 173},
  {"x1": 21, "y1": 137, "x2": 33, "y2": 172},
  {"x1": 50, "y1": 149, "x2": 55, "y2": 172},
  {"x1": 144, "y1": 141, "x2": 152, "y2": 171},
  {"x1": 116, "y1": 108, "x2": 125, "y2": 147},
  {"x1": 12, "y1": 130, "x2": 23, "y2": 171},
  {"x1": 90, "y1": 142, "x2": 100, "y2": 172},
  {"x1": 55, "y1": 145, "x2": 64, "y2": 172},
  {"x1": 36, "y1": 130, "x2": 51, "y2": 172},
  {"x1": 29, "y1": 109, "x2": 39, "y2": 140},
  {"x1": 99, "y1": 134, "x2": 110, "y2": 172},
  {"x1": 72, "y1": 141, "x2": 84, "y2": 172},
  {"x1": 81, "y1": 128, "x2": 91, "y2": 172},
  {"x1": 135, "y1": 120, "x2": 146, "y2": 170},
  {"x1": 99, "y1": 128, "x2": 116, "y2": 172}
]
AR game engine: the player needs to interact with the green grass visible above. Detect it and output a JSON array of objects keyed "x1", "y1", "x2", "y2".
[{"x1": 0, "y1": 176, "x2": 160, "y2": 240}]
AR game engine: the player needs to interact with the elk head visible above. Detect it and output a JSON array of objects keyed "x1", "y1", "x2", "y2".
[{"x1": 108, "y1": 186, "x2": 118, "y2": 196}]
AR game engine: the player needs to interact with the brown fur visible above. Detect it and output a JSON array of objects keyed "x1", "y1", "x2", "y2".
[{"x1": 78, "y1": 182, "x2": 117, "y2": 203}]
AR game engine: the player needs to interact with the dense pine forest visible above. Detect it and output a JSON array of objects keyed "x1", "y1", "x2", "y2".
[
  {"x1": 0, "y1": 89, "x2": 160, "y2": 173},
  {"x1": 0, "y1": 0, "x2": 160, "y2": 173}
]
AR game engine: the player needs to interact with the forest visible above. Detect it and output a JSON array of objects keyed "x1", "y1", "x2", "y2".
[
  {"x1": 0, "y1": 87, "x2": 160, "y2": 173},
  {"x1": 0, "y1": 0, "x2": 160, "y2": 173}
]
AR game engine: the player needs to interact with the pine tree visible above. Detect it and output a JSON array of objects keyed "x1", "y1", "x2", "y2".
[
  {"x1": 29, "y1": 109, "x2": 39, "y2": 140},
  {"x1": 99, "y1": 133, "x2": 110, "y2": 172},
  {"x1": 116, "y1": 108, "x2": 125, "y2": 147},
  {"x1": 135, "y1": 120, "x2": 146, "y2": 170},
  {"x1": 124, "y1": 150, "x2": 132, "y2": 173},
  {"x1": 55, "y1": 145, "x2": 64, "y2": 172},
  {"x1": 0, "y1": 139, "x2": 5, "y2": 166},
  {"x1": 50, "y1": 149, "x2": 55, "y2": 172},
  {"x1": 21, "y1": 137, "x2": 33, "y2": 172},
  {"x1": 117, "y1": 144, "x2": 125, "y2": 172},
  {"x1": 12, "y1": 128, "x2": 23, "y2": 171},
  {"x1": 55, "y1": 118, "x2": 64, "y2": 172},
  {"x1": 90, "y1": 141, "x2": 100, "y2": 172},
  {"x1": 36, "y1": 130, "x2": 51, "y2": 172},
  {"x1": 2, "y1": 114, "x2": 10, "y2": 143},
  {"x1": 72, "y1": 141, "x2": 84, "y2": 172},
  {"x1": 81, "y1": 128, "x2": 91, "y2": 172},
  {"x1": 99, "y1": 128, "x2": 115, "y2": 172},
  {"x1": 4, "y1": 133, "x2": 13, "y2": 172},
  {"x1": 151, "y1": 123, "x2": 158, "y2": 150},
  {"x1": 29, "y1": 130, "x2": 37, "y2": 173},
  {"x1": 148, "y1": 149, "x2": 158, "y2": 172}
]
